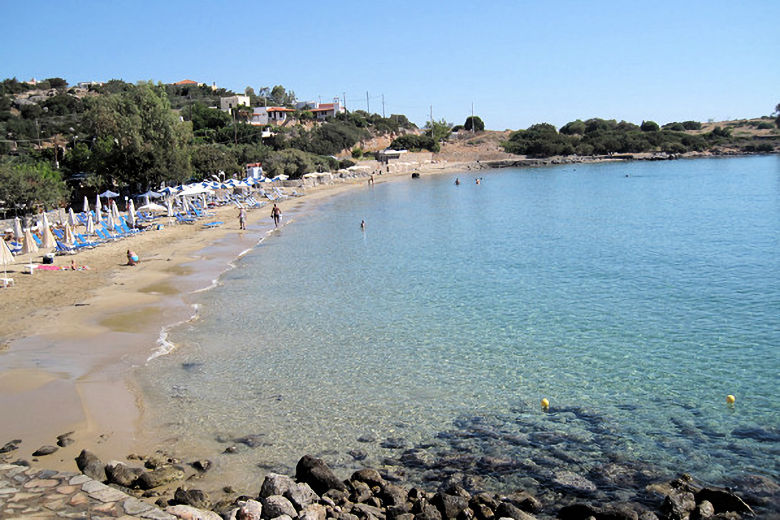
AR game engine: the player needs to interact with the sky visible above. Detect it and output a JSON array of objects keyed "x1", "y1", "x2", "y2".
[{"x1": 1, "y1": 0, "x2": 778, "y2": 130}]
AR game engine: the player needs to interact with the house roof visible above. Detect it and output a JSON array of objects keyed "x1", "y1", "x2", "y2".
[
  {"x1": 265, "y1": 107, "x2": 295, "y2": 112},
  {"x1": 173, "y1": 79, "x2": 198, "y2": 85}
]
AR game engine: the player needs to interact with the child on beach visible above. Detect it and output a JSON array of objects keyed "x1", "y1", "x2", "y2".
[
  {"x1": 126, "y1": 249, "x2": 139, "y2": 266},
  {"x1": 238, "y1": 207, "x2": 246, "y2": 230}
]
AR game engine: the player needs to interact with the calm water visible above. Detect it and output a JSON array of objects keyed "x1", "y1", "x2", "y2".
[{"x1": 139, "y1": 156, "x2": 779, "y2": 496}]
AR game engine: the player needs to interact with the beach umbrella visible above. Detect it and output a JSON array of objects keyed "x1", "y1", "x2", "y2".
[
  {"x1": 68, "y1": 208, "x2": 77, "y2": 227},
  {"x1": 83, "y1": 196, "x2": 89, "y2": 214},
  {"x1": 86, "y1": 213, "x2": 95, "y2": 234},
  {"x1": 165, "y1": 197, "x2": 174, "y2": 217},
  {"x1": 143, "y1": 195, "x2": 150, "y2": 207},
  {"x1": 58, "y1": 208, "x2": 66, "y2": 226},
  {"x1": 13, "y1": 217, "x2": 23, "y2": 241},
  {"x1": 139, "y1": 190, "x2": 162, "y2": 199},
  {"x1": 0, "y1": 238, "x2": 14, "y2": 281},
  {"x1": 127, "y1": 199, "x2": 136, "y2": 228},
  {"x1": 137, "y1": 202, "x2": 166, "y2": 212},
  {"x1": 181, "y1": 196, "x2": 190, "y2": 214},
  {"x1": 111, "y1": 200, "x2": 121, "y2": 222},
  {"x1": 40, "y1": 213, "x2": 56, "y2": 249},
  {"x1": 21, "y1": 228, "x2": 39, "y2": 269},
  {"x1": 107, "y1": 210, "x2": 116, "y2": 232},
  {"x1": 99, "y1": 190, "x2": 119, "y2": 199},
  {"x1": 64, "y1": 222, "x2": 76, "y2": 246},
  {"x1": 95, "y1": 200, "x2": 102, "y2": 224}
]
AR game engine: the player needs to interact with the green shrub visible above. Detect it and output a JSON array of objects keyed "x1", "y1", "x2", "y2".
[
  {"x1": 389, "y1": 134, "x2": 440, "y2": 152},
  {"x1": 641, "y1": 120, "x2": 660, "y2": 132}
]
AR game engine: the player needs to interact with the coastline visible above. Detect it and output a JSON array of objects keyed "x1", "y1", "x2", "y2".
[{"x1": 0, "y1": 154, "x2": 777, "y2": 519}]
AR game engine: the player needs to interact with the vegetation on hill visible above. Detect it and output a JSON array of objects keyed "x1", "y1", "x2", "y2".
[
  {"x1": 502, "y1": 116, "x2": 778, "y2": 158},
  {"x1": 0, "y1": 77, "x2": 416, "y2": 212}
]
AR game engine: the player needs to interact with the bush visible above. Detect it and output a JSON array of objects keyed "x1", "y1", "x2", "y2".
[
  {"x1": 389, "y1": 134, "x2": 440, "y2": 152},
  {"x1": 682, "y1": 121, "x2": 702, "y2": 130},
  {"x1": 339, "y1": 159, "x2": 356, "y2": 169},
  {"x1": 560, "y1": 120, "x2": 586, "y2": 135},
  {"x1": 663, "y1": 122, "x2": 686, "y2": 131},
  {"x1": 756, "y1": 122, "x2": 774, "y2": 130},
  {"x1": 464, "y1": 116, "x2": 485, "y2": 132},
  {"x1": 351, "y1": 147, "x2": 363, "y2": 158},
  {"x1": 641, "y1": 120, "x2": 660, "y2": 132}
]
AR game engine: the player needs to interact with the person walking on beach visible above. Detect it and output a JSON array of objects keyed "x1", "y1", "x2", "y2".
[
  {"x1": 271, "y1": 204, "x2": 282, "y2": 227},
  {"x1": 361, "y1": 219, "x2": 366, "y2": 231},
  {"x1": 238, "y1": 207, "x2": 246, "y2": 230}
]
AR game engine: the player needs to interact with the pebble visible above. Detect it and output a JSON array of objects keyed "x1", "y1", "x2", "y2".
[{"x1": 0, "y1": 462, "x2": 176, "y2": 519}]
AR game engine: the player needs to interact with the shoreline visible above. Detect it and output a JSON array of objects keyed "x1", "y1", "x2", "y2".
[{"x1": 0, "y1": 154, "x2": 777, "y2": 519}]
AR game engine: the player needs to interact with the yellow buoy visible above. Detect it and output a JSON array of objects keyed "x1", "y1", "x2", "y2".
[
  {"x1": 726, "y1": 395, "x2": 736, "y2": 405},
  {"x1": 541, "y1": 398, "x2": 550, "y2": 410}
]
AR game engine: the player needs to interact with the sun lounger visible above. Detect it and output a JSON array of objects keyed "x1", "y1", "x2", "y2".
[
  {"x1": 0, "y1": 277, "x2": 14, "y2": 288},
  {"x1": 55, "y1": 240, "x2": 78, "y2": 254}
]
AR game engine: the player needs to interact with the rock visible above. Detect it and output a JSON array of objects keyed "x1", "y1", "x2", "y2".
[
  {"x1": 401, "y1": 449, "x2": 434, "y2": 468},
  {"x1": 166, "y1": 504, "x2": 222, "y2": 520},
  {"x1": 379, "y1": 483, "x2": 409, "y2": 507},
  {"x1": 261, "y1": 473, "x2": 297, "y2": 498},
  {"x1": 357, "y1": 434, "x2": 378, "y2": 443},
  {"x1": 324, "y1": 488, "x2": 349, "y2": 506},
  {"x1": 553, "y1": 471, "x2": 598, "y2": 494},
  {"x1": 75, "y1": 449, "x2": 106, "y2": 481},
  {"x1": 271, "y1": 515, "x2": 294, "y2": 520},
  {"x1": 390, "y1": 514, "x2": 415, "y2": 520},
  {"x1": 145, "y1": 454, "x2": 170, "y2": 469},
  {"x1": 381, "y1": 438, "x2": 410, "y2": 449},
  {"x1": 339, "y1": 514, "x2": 360, "y2": 520},
  {"x1": 0, "y1": 439, "x2": 21, "y2": 453},
  {"x1": 598, "y1": 504, "x2": 639, "y2": 520},
  {"x1": 471, "y1": 494, "x2": 498, "y2": 511},
  {"x1": 557, "y1": 504, "x2": 601, "y2": 520},
  {"x1": 472, "y1": 503, "x2": 495, "y2": 520},
  {"x1": 262, "y1": 495, "x2": 297, "y2": 519},
  {"x1": 235, "y1": 434, "x2": 267, "y2": 448},
  {"x1": 693, "y1": 500, "x2": 714, "y2": 519},
  {"x1": 300, "y1": 503, "x2": 327, "y2": 520},
  {"x1": 285, "y1": 482, "x2": 319, "y2": 510},
  {"x1": 416, "y1": 502, "x2": 444, "y2": 520},
  {"x1": 503, "y1": 492, "x2": 542, "y2": 514},
  {"x1": 296, "y1": 455, "x2": 346, "y2": 494},
  {"x1": 432, "y1": 492, "x2": 471, "y2": 520},
  {"x1": 350, "y1": 481, "x2": 373, "y2": 503},
  {"x1": 137, "y1": 466, "x2": 186, "y2": 490},
  {"x1": 351, "y1": 469, "x2": 385, "y2": 488},
  {"x1": 56, "y1": 432, "x2": 75, "y2": 447},
  {"x1": 495, "y1": 502, "x2": 536, "y2": 520},
  {"x1": 225, "y1": 446, "x2": 238, "y2": 454},
  {"x1": 191, "y1": 460, "x2": 212, "y2": 472},
  {"x1": 173, "y1": 487, "x2": 212, "y2": 510},
  {"x1": 32, "y1": 445, "x2": 58, "y2": 456},
  {"x1": 105, "y1": 461, "x2": 144, "y2": 487},
  {"x1": 660, "y1": 491, "x2": 696, "y2": 520},
  {"x1": 352, "y1": 502, "x2": 386, "y2": 520},
  {"x1": 236, "y1": 499, "x2": 264, "y2": 520},
  {"x1": 638, "y1": 513, "x2": 659, "y2": 520},
  {"x1": 694, "y1": 489, "x2": 753, "y2": 516},
  {"x1": 349, "y1": 450, "x2": 368, "y2": 461}
]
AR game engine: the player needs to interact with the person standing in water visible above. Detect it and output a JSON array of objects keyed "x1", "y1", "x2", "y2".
[
  {"x1": 271, "y1": 204, "x2": 282, "y2": 227},
  {"x1": 455, "y1": 178, "x2": 460, "y2": 185},
  {"x1": 361, "y1": 219, "x2": 366, "y2": 231}
]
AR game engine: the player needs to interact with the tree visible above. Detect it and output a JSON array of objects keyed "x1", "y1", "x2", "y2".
[
  {"x1": 464, "y1": 115, "x2": 485, "y2": 132},
  {"x1": 0, "y1": 160, "x2": 69, "y2": 211},
  {"x1": 640, "y1": 120, "x2": 660, "y2": 132},
  {"x1": 424, "y1": 118, "x2": 452, "y2": 142},
  {"x1": 270, "y1": 85, "x2": 296, "y2": 106},
  {"x1": 560, "y1": 119, "x2": 586, "y2": 135},
  {"x1": 775, "y1": 103, "x2": 780, "y2": 129},
  {"x1": 81, "y1": 82, "x2": 192, "y2": 191}
]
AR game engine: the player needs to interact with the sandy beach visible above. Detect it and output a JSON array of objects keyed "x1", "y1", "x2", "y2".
[{"x1": 0, "y1": 161, "x2": 470, "y2": 473}]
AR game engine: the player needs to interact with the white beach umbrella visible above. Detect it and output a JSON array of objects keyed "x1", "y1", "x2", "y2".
[
  {"x1": 107, "y1": 210, "x2": 116, "y2": 232},
  {"x1": 166, "y1": 197, "x2": 173, "y2": 217},
  {"x1": 95, "y1": 198, "x2": 103, "y2": 224},
  {"x1": 83, "y1": 196, "x2": 90, "y2": 214},
  {"x1": 95, "y1": 194, "x2": 102, "y2": 212},
  {"x1": 58, "y1": 208, "x2": 66, "y2": 226},
  {"x1": 13, "y1": 217, "x2": 23, "y2": 241},
  {"x1": 86, "y1": 213, "x2": 95, "y2": 235},
  {"x1": 111, "y1": 200, "x2": 120, "y2": 222},
  {"x1": 127, "y1": 199, "x2": 136, "y2": 228},
  {"x1": 21, "y1": 228, "x2": 39, "y2": 270},
  {"x1": 40, "y1": 213, "x2": 56, "y2": 249},
  {"x1": 68, "y1": 208, "x2": 77, "y2": 227},
  {"x1": 137, "y1": 202, "x2": 166, "y2": 212},
  {"x1": 181, "y1": 196, "x2": 190, "y2": 214},
  {"x1": 64, "y1": 222, "x2": 76, "y2": 246},
  {"x1": 0, "y1": 238, "x2": 15, "y2": 281}
]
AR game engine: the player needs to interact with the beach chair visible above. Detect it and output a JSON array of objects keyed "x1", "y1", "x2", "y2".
[
  {"x1": 174, "y1": 213, "x2": 196, "y2": 224},
  {"x1": 55, "y1": 240, "x2": 78, "y2": 254},
  {"x1": 9, "y1": 241, "x2": 22, "y2": 254},
  {"x1": 33, "y1": 234, "x2": 43, "y2": 247},
  {"x1": 75, "y1": 233, "x2": 101, "y2": 247}
]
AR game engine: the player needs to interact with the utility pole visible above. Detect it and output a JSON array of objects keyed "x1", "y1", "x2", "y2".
[
  {"x1": 342, "y1": 92, "x2": 346, "y2": 111},
  {"x1": 366, "y1": 91, "x2": 370, "y2": 114},
  {"x1": 382, "y1": 94, "x2": 385, "y2": 118},
  {"x1": 430, "y1": 105, "x2": 433, "y2": 138}
]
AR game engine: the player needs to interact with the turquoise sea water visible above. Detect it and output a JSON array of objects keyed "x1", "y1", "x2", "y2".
[{"x1": 140, "y1": 156, "x2": 779, "y2": 497}]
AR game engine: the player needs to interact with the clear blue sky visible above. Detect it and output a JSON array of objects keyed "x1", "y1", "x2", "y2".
[{"x1": 1, "y1": 0, "x2": 778, "y2": 130}]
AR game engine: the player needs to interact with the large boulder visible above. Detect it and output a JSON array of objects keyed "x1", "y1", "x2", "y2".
[
  {"x1": 300, "y1": 504, "x2": 327, "y2": 520},
  {"x1": 378, "y1": 483, "x2": 408, "y2": 507},
  {"x1": 432, "y1": 492, "x2": 470, "y2": 520},
  {"x1": 660, "y1": 491, "x2": 696, "y2": 520},
  {"x1": 227, "y1": 499, "x2": 263, "y2": 520},
  {"x1": 137, "y1": 466, "x2": 186, "y2": 490},
  {"x1": 105, "y1": 461, "x2": 144, "y2": 488},
  {"x1": 296, "y1": 455, "x2": 346, "y2": 495},
  {"x1": 75, "y1": 449, "x2": 106, "y2": 481},
  {"x1": 557, "y1": 503, "x2": 601, "y2": 520},
  {"x1": 694, "y1": 488, "x2": 754, "y2": 515},
  {"x1": 262, "y1": 495, "x2": 297, "y2": 519},
  {"x1": 261, "y1": 473, "x2": 297, "y2": 498},
  {"x1": 285, "y1": 482, "x2": 319, "y2": 510},
  {"x1": 352, "y1": 469, "x2": 385, "y2": 488},
  {"x1": 503, "y1": 493, "x2": 542, "y2": 514},
  {"x1": 495, "y1": 502, "x2": 536, "y2": 520},
  {"x1": 173, "y1": 487, "x2": 212, "y2": 510}
]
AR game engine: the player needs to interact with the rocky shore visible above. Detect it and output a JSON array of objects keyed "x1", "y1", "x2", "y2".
[{"x1": 1, "y1": 431, "x2": 777, "y2": 520}]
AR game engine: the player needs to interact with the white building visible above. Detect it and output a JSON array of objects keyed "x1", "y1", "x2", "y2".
[
  {"x1": 220, "y1": 95, "x2": 251, "y2": 112},
  {"x1": 250, "y1": 106, "x2": 295, "y2": 125},
  {"x1": 246, "y1": 162, "x2": 263, "y2": 179}
]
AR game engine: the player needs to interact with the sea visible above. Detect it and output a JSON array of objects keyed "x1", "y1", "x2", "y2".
[{"x1": 137, "y1": 155, "x2": 779, "y2": 500}]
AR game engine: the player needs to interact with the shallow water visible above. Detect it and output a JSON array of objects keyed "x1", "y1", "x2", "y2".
[{"x1": 139, "y1": 156, "x2": 779, "y2": 497}]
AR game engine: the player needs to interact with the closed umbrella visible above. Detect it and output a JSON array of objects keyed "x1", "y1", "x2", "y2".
[
  {"x1": 68, "y1": 208, "x2": 77, "y2": 227},
  {"x1": 95, "y1": 200, "x2": 102, "y2": 224},
  {"x1": 166, "y1": 197, "x2": 173, "y2": 217},
  {"x1": 0, "y1": 238, "x2": 14, "y2": 282},
  {"x1": 83, "y1": 196, "x2": 90, "y2": 214},
  {"x1": 13, "y1": 217, "x2": 23, "y2": 241},
  {"x1": 107, "y1": 210, "x2": 116, "y2": 233},
  {"x1": 22, "y1": 228, "x2": 39, "y2": 270},
  {"x1": 86, "y1": 213, "x2": 95, "y2": 235},
  {"x1": 127, "y1": 199, "x2": 136, "y2": 228},
  {"x1": 64, "y1": 222, "x2": 75, "y2": 246},
  {"x1": 58, "y1": 208, "x2": 66, "y2": 226},
  {"x1": 112, "y1": 200, "x2": 121, "y2": 222},
  {"x1": 40, "y1": 213, "x2": 56, "y2": 249}
]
